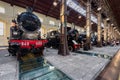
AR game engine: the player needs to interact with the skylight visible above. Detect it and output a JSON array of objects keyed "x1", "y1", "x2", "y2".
[
  {"x1": 67, "y1": 0, "x2": 86, "y2": 16},
  {"x1": 66, "y1": 0, "x2": 104, "y2": 27}
]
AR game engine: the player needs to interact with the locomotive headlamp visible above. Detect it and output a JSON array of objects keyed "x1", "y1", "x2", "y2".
[{"x1": 13, "y1": 31, "x2": 18, "y2": 35}]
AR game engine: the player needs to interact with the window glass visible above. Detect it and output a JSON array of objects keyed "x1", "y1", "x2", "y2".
[
  {"x1": 0, "y1": 6, "x2": 5, "y2": 14},
  {"x1": 67, "y1": 0, "x2": 104, "y2": 27},
  {"x1": 49, "y1": 20, "x2": 55, "y2": 26},
  {"x1": 0, "y1": 22, "x2": 4, "y2": 35}
]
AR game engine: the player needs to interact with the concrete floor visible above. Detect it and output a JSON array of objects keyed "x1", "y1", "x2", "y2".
[
  {"x1": 79, "y1": 46, "x2": 120, "y2": 57},
  {"x1": 0, "y1": 50, "x2": 18, "y2": 80},
  {"x1": 0, "y1": 45, "x2": 119, "y2": 80},
  {"x1": 44, "y1": 46, "x2": 120, "y2": 80}
]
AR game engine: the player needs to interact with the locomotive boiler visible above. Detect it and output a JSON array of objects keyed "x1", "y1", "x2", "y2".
[{"x1": 8, "y1": 8, "x2": 47, "y2": 60}]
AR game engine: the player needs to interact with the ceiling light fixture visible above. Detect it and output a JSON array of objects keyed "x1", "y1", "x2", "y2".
[
  {"x1": 78, "y1": 15, "x2": 82, "y2": 19},
  {"x1": 106, "y1": 18, "x2": 110, "y2": 21},
  {"x1": 91, "y1": 22, "x2": 93, "y2": 25},
  {"x1": 115, "y1": 29, "x2": 118, "y2": 32},
  {"x1": 53, "y1": 1, "x2": 58, "y2": 7},
  {"x1": 111, "y1": 23, "x2": 114, "y2": 26},
  {"x1": 113, "y1": 27, "x2": 116, "y2": 29},
  {"x1": 97, "y1": 7, "x2": 102, "y2": 11}
]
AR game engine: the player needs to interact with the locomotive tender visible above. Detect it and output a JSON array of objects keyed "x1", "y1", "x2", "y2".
[{"x1": 8, "y1": 8, "x2": 47, "y2": 60}]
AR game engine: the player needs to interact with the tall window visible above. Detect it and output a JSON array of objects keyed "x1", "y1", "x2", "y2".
[
  {"x1": 49, "y1": 20, "x2": 55, "y2": 26},
  {"x1": 0, "y1": 21, "x2": 4, "y2": 36},
  {"x1": 0, "y1": 6, "x2": 5, "y2": 14}
]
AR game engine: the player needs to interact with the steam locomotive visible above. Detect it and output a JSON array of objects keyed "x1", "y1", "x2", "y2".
[
  {"x1": 46, "y1": 27, "x2": 80, "y2": 51},
  {"x1": 8, "y1": 8, "x2": 47, "y2": 60}
]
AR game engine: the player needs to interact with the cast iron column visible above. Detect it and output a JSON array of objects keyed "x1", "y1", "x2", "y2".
[
  {"x1": 115, "y1": 30, "x2": 117, "y2": 40},
  {"x1": 110, "y1": 25, "x2": 113, "y2": 41},
  {"x1": 116, "y1": 33, "x2": 117, "y2": 40},
  {"x1": 107, "y1": 23, "x2": 111, "y2": 42},
  {"x1": 58, "y1": 0, "x2": 69, "y2": 55},
  {"x1": 114, "y1": 29, "x2": 116, "y2": 40},
  {"x1": 113, "y1": 29, "x2": 115, "y2": 40},
  {"x1": 111, "y1": 26, "x2": 114, "y2": 40},
  {"x1": 97, "y1": 10, "x2": 102, "y2": 47},
  {"x1": 103, "y1": 19, "x2": 107, "y2": 44},
  {"x1": 85, "y1": 0, "x2": 91, "y2": 50}
]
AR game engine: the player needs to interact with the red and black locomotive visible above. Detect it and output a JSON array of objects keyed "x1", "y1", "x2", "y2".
[{"x1": 8, "y1": 8, "x2": 47, "y2": 60}]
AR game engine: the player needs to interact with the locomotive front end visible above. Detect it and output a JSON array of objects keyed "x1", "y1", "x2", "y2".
[{"x1": 8, "y1": 8, "x2": 47, "y2": 60}]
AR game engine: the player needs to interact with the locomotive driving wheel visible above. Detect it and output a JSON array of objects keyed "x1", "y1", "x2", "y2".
[{"x1": 68, "y1": 46, "x2": 73, "y2": 52}]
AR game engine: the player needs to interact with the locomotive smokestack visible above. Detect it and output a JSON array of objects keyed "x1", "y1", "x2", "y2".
[{"x1": 26, "y1": 7, "x2": 33, "y2": 13}]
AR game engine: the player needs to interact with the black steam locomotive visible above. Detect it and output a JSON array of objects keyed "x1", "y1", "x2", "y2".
[
  {"x1": 8, "y1": 8, "x2": 47, "y2": 60},
  {"x1": 46, "y1": 28, "x2": 80, "y2": 51}
]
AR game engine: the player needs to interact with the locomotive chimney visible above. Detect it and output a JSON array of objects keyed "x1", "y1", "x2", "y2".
[{"x1": 26, "y1": 7, "x2": 33, "y2": 13}]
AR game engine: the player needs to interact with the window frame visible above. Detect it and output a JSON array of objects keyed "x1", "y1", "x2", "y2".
[
  {"x1": 49, "y1": 20, "x2": 55, "y2": 26},
  {"x1": 0, "y1": 20, "x2": 5, "y2": 36},
  {"x1": 0, "y1": 6, "x2": 5, "y2": 14}
]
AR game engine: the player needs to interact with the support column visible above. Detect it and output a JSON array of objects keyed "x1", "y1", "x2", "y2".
[
  {"x1": 106, "y1": 25, "x2": 109, "y2": 43},
  {"x1": 113, "y1": 28, "x2": 115, "y2": 40},
  {"x1": 58, "y1": 0, "x2": 69, "y2": 55},
  {"x1": 112, "y1": 27, "x2": 114, "y2": 40},
  {"x1": 84, "y1": 0, "x2": 91, "y2": 50},
  {"x1": 103, "y1": 19, "x2": 107, "y2": 44},
  {"x1": 115, "y1": 32, "x2": 117, "y2": 40},
  {"x1": 97, "y1": 11, "x2": 102, "y2": 47},
  {"x1": 117, "y1": 33, "x2": 120, "y2": 39},
  {"x1": 116, "y1": 33, "x2": 118, "y2": 40},
  {"x1": 115, "y1": 31, "x2": 117, "y2": 40},
  {"x1": 116, "y1": 32, "x2": 118, "y2": 40},
  {"x1": 110, "y1": 25, "x2": 113, "y2": 40},
  {"x1": 107, "y1": 23, "x2": 111, "y2": 42}
]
